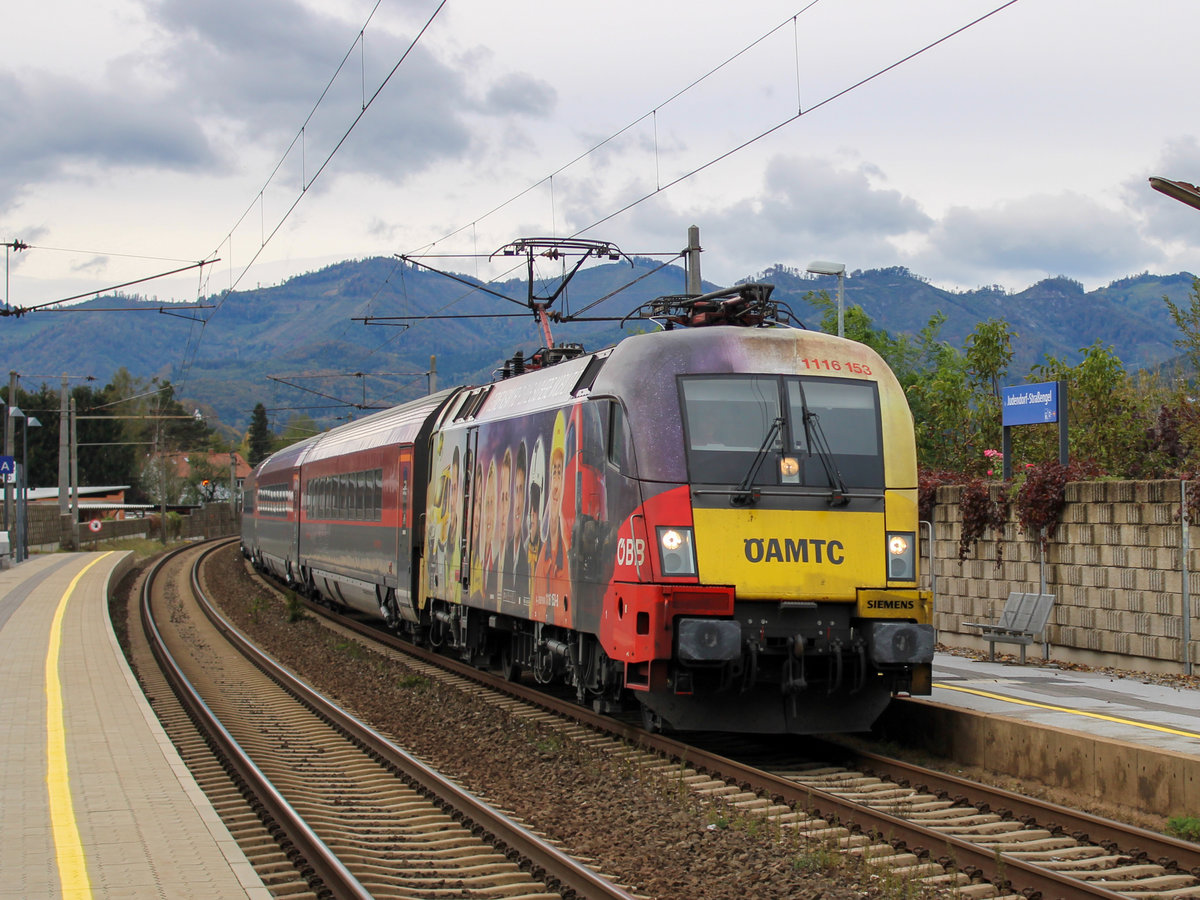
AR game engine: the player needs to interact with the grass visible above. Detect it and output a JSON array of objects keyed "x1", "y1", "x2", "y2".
[
  {"x1": 792, "y1": 845, "x2": 843, "y2": 874},
  {"x1": 283, "y1": 590, "x2": 306, "y2": 623},
  {"x1": 1166, "y1": 815, "x2": 1200, "y2": 842},
  {"x1": 333, "y1": 639, "x2": 366, "y2": 660},
  {"x1": 248, "y1": 595, "x2": 270, "y2": 623},
  {"x1": 396, "y1": 674, "x2": 430, "y2": 691}
]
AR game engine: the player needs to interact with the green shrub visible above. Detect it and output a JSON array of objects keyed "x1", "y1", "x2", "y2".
[{"x1": 1166, "y1": 815, "x2": 1200, "y2": 842}]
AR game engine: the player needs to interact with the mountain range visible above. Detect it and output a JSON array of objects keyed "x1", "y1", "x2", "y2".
[{"x1": 1, "y1": 255, "x2": 1194, "y2": 437}]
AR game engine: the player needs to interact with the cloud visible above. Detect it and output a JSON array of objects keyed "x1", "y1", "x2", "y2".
[
  {"x1": 753, "y1": 156, "x2": 932, "y2": 237},
  {"x1": 143, "y1": 0, "x2": 561, "y2": 182},
  {"x1": 0, "y1": 0, "x2": 559, "y2": 214},
  {"x1": 655, "y1": 155, "x2": 933, "y2": 280},
  {"x1": 482, "y1": 73, "x2": 557, "y2": 117},
  {"x1": 1123, "y1": 136, "x2": 1200, "y2": 247},
  {"x1": 926, "y1": 193, "x2": 1156, "y2": 283},
  {"x1": 0, "y1": 71, "x2": 217, "y2": 212}
]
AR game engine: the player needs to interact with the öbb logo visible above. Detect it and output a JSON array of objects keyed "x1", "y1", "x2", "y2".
[{"x1": 616, "y1": 537, "x2": 646, "y2": 568}]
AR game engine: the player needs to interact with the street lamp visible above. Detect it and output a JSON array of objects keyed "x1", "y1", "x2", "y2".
[
  {"x1": 807, "y1": 260, "x2": 846, "y2": 338},
  {"x1": 21, "y1": 415, "x2": 39, "y2": 561},
  {"x1": 1149, "y1": 176, "x2": 1200, "y2": 212},
  {"x1": 8, "y1": 407, "x2": 39, "y2": 562}
]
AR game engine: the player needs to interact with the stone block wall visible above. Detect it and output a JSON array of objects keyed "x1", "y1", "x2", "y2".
[{"x1": 928, "y1": 479, "x2": 1199, "y2": 672}]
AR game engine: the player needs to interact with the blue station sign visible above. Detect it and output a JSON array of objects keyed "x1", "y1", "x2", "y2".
[
  {"x1": 1001, "y1": 382, "x2": 1059, "y2": 427},
  {"x1": 0, "y1": 455, "x2": 14, "y2": 483}
]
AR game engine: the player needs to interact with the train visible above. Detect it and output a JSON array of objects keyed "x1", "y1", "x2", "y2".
[{"x1": 241, "y1": 283, "x2": 934, "y2": 733}]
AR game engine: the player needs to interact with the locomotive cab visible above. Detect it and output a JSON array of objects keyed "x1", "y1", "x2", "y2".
[{"x1": 590, "y1": 288, "x2": 933, "y2": 733}]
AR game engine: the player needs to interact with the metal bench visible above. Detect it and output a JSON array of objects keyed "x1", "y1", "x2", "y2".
[{"x1": 964, "y1": 591, "x2": 1055, "y2": 663}]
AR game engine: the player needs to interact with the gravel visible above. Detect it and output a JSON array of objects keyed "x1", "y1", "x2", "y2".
[{"x1": 188, "y1": 544, "x2": 941, "y2": 900}]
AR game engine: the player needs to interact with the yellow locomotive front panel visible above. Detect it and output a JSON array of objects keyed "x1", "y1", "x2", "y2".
[{"x1": 694, "y1": 507, "x2": 885, "y2": 599}]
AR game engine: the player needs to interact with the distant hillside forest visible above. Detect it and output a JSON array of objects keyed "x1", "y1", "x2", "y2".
[{"x1": 4, "y1": 256, "x2": 1200, "y2": 501}]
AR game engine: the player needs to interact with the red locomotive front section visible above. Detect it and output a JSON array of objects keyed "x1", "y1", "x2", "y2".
[{"x1": 597, "y1": 484, "x2": 736, "y2": 686}]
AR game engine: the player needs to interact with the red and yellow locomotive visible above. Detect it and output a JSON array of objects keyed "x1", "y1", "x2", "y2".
[{"x1": 244, "y1": 284, "x2": 933, "y2": 733}]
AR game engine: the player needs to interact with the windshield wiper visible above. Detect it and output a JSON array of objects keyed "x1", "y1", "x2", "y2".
[
  {"x1": 731, "y1": 416, "x2": 784, "y2": 506},
  {"x1": 803, "y1": 410, "x2": 850, "y2": 507}
]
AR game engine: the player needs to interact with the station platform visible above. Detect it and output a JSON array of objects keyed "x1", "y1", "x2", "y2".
[
  {"x1": 929, "y1": 650, "x2": 1200, "y2": 756},
  {"x1": 0, "y1": 552, "x2": 268, "y2": 899},
  {"x1": 875, "y1": 649, "x2": 1200, "y2": 820}
]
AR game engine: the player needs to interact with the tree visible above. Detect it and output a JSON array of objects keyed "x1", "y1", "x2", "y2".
[
  {"x1": 276, "y1": 413, "x2": 320, "y2": 449},
  {"x1": 180, "y1": 455, "x2": 224, "y2": 504},
  {"x1": 905, "y1": 317, "x2": 1016, "y2": 473},
  {"x1": 806, "y1": 291, "x2": 922, "y2": 385},
  {"x1": 247, "y1": 403, "x2": 273, "y2": 465},
  {"x1": 1028, "y1": 342, "x2": 1157, "y2": 474},
  {"x1": 1164, "y1": 277, "x2": 1200, "y2": 379},
  {"x1": 964, "y1": 318, "x2": 1015, "y2": 400}
]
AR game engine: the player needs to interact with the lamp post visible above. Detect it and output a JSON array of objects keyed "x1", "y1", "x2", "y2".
[
  {"x1": 21, "y1": 413, "x2": 39, "y2": 561},
  {"x1": 9, "y1": 407, "x2": 39, "y2": 562},
  {"x1": 9, "y1": 405, "x2": 22, "y2": 560},
  {"x1": 807, "y1": 260, "x2": 846, "y2": 338}
]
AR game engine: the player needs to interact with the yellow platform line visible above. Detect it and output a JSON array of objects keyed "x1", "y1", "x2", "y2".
[
  {"x1": 933, "y1": 681, "x2": 1200, "y2": 741},
  {"x1": 46, "y1": 553, "x2": 113, "y2": 900}
]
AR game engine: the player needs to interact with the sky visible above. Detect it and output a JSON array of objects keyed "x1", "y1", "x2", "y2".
[{"x1": 4, "y1": 0, "x2": 1200, "y2": 315}]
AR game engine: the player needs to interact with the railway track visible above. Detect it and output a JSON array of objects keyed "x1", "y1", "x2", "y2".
[
  {"x1": 226, "y1": 551, "x2": 1200, "y2": 900},
  {"x1": 137, "y1": 539, "x2": 641, "y2": 900}
]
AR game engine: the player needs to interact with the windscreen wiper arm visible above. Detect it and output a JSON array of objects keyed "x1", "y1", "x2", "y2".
[
  {"x1": 804, "y1": 410, "x2": 850, "y2": 507},
  {"x1": 731, "y1": 416, "x2": 784, "y2": 506}
]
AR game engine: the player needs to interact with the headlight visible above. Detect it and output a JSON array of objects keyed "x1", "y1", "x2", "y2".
[
  {"x1": 886, "y1": 531, "x2": 915, "y2": 581},
  {"x1": 779, "y1": 456, "x2": 800, "y2": 483},
  {"x1": 677, "y1": 618, "x2": 742, "y2": 663},
  {"x1": 657, "y1": 526, "x2": 697, "y2": 576}
]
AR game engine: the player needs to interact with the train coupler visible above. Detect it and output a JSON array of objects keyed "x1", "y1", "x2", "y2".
[{"x1": 781, "y1": 637, "x2": 807, "y2": 695}]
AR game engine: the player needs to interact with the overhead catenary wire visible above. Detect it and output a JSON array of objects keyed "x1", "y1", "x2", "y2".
[
  {"x1": 385, "y1": 0, "x2": 1022, "y2": 334},
  {"x1": 401, "y1": 1, "x2": 831, "y2": 262},
  {"x1": 184, "y1": 0, "x2": 1019, "y2": 405},
  {"x1": 201, "y1": 0, "x2": 449, "y2": 321},
  {"x1": 1, "y1": 260, "x2": 217, "y2": 317},
  {"x1": 173, "y1": 0, "x2": 451, "y2": 393},
  {"x1": 572, "y1": 0, "x2": 1023, "y2": 238}
]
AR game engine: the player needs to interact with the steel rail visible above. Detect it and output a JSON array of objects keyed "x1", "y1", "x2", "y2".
[
  {"x1": 141, "y1": 540, "x2": 372, "y2": 900},
  {"x1": 815, "y1": 737, "x2": 1200, "y2": 878},
  {"x1": 289, "y1": 592, "x2": 1173, "y2": 900},
  {"x1": 199, "y1": 545, "x2": 640, "y2": 900}
]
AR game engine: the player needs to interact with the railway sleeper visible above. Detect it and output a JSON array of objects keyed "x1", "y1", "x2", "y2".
[
  {"x1": 1079, "y1": 863, "x2": 1188, "y2": 880},
  {"x1": 1032, "y1": 854, "x2": 1132, "y2": 870},
  {"x1": 873, "y1": 801, "x2": 955, "y2": 816}
]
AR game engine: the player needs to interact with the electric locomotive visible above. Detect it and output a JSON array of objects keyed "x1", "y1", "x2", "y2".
[{"x1": 244, "y1": 283, "x2": 933, "y2": 734}]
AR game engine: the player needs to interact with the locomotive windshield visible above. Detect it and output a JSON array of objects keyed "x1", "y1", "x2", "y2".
[{"x1": 680, "y1": 374, "x2": 884, "y2": 490}]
